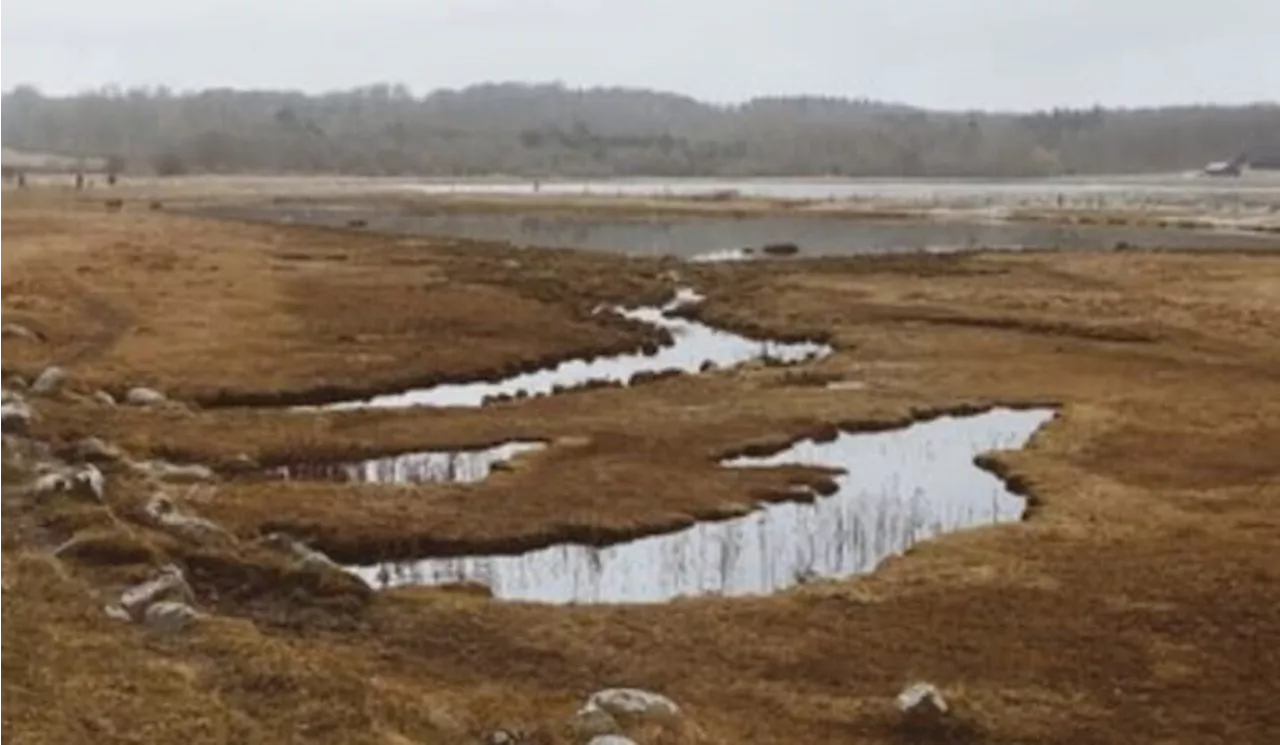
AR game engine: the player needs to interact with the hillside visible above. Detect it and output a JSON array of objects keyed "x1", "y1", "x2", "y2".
[{"x1": 3, "y1": 82, "x2": 1277, "y2": 177}]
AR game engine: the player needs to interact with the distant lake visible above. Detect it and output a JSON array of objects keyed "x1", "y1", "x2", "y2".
[
  {"x1": 206, "y1": 205, "x2": 1280, "y2": 258},
  {"x1": 400, "y1": 174, "x2": 1280, "y2": 209}
]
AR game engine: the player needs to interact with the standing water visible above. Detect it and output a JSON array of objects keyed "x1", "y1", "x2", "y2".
[
  {"x1": 350, "y1": 407, "x2": 1055, "y2": 602},
  {"x1": 320, "y1": 289, "x2": 830, "y2": 410}
]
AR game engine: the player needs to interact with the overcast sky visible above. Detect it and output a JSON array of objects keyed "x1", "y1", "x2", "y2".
[{"x1": 3, "y1": 0, "x2": 1278, "y2": 110}]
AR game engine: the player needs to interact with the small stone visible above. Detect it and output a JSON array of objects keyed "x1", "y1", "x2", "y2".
[
  {"x1": 1, "y1": 399, "x2": 33, "y2": 435},
  {"x1": 92, "y1": 390, "x2": 117, "y2": 407},
  {"x1": 143, "y1": 601, "x2": 203, "y2": 632},
  {"x1": 104, "y1": 604, "x2": 132, "y2": 622},
  {"x1": 1, "y1": 322, "x2": 39, "y2": 341},
  {"x1": 30, "y1": 366, "x2": 67, "y2": 395},
  {"x1": 896, "y1": 681, "x2": 949, "y2": 719},
  {"x1": 568, "y1": 703, "x2": 621, "y2": 740},
  {"x1": 72, "y1": 463, "x2": 106, "y2": 500},
  {"x1": 119, "y1": 564, "x2": 196, "y2": 619},
  {"x1": 125, "y1": 387, "x2": 168, "y2": 406},
  {"x1": 133, "y1": 459, "x2": 216, "y2": 483},
  {"x1": 587, "y1": 736, "x2": 638, "y2": 745},
  {"x1": 72, "y1": 437, "x2": 124, "y2": 464},
  {"x1": 258, "y1": 532, "x2": 338, "y2": 571},
  {"x1": 143, "y1": 493, "x2": 234, "y2": 545},
  {"x1": 5, "y1": 375, "x2": 29, "y2": 390}
]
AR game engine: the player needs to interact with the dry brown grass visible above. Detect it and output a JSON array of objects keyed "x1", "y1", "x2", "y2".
[{"x1": 4, "y1": 191, "x2": 1280, "y2": 744}]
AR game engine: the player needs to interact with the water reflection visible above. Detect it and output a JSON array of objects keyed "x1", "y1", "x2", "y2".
[
  {"x1": 322, "y1": 291, "x2": 831, "y2": 410},
  {"x1": 350, "y1": 407, "x2": 1054, "y2": 603},
  {"x1": 271, "y1": 441, "x2": 545, "y2": 484}
]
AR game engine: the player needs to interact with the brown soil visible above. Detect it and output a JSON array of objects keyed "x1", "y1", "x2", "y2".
[{"x1": 4, "y1": 186, "x2": 1279, "y2": 745}]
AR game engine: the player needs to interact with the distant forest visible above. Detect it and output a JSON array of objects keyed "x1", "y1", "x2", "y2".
[{"x1": 3, "y1": 82, "x2": 1278, "y2": 177}]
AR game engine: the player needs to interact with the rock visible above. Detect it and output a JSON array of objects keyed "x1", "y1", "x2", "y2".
[
  {"x1": 586, "y1": 688, "x2": 681, "y2": 723},
  {"x1": 29, "y1": 464, "x2": 105, "y2": 501},
  {"x1": 483, "y1": 730, "x2": 517, "y2": 745},
  {"x1": 258, "y1": 532, "x2": 338, "y2": 571},
  {"x1": 587, "y1": 737, "x2": 638, "y2": 745},
  {"x1": 119, "y1": 564, "x2": 196, "y2": 619},
  {"x1": 30, "y1": 366, "x2": 67, "y2": 395},
  {"x1": 2, "y1": 322, "x2": 40, "y2": 341},
  {"x1": 71, "y1": 436, "x2": 125, "y2": 464},
  {"x1": 143, "y1": 493, "x2": 234, "y2": 545},
  {"x1": 4, "y1": 375, "x2": 28, "y2": 390},
  {"x1": 568, "y1": 703, "x2": 621, "y2": 740},
  {"x1": 92, "y1": 390, "x2": 117, "y2": 407},
  {"x1": 125, "y1": 386, "x2": 168, "y2": 406},
  {"x1": 132, "y1": 459, "x2": 216, "y2": 483},
  {"x1": 143, "y1": 601, "x2": 203, "y2": 632},
  {"x1": 1, "y1": 398, "x2": 33, "y2": 435},
  {"x1": 761, "y1": 242, "x2": 800, "y2": 256},
  {"x1": 73, "y1": 464, "x2": 106, "y2": 500},
  {"x1": 896, "y1": 681, "x2": 949, "y2": 722},
  {"x1": 104, "y1": 604, "x2": 133, "y2": 622}
]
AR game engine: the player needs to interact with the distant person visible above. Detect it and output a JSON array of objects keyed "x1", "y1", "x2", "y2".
[
  {"x1": 74, "y1": 172, "x2": 85, "y2": 190},
  {"x1": 107, "y1": 173, "x2": 118, "y2": 186},
  {"x1": 16, "y1": 172, "x2": 26, "y2": 188}
]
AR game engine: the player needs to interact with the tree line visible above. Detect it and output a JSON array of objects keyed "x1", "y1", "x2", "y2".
[{"x1": 3, "y1": 82, "x2": 1277, "y2": 177}]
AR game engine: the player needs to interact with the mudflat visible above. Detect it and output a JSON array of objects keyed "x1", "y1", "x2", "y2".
[{"x1": 3, "y1": 187, "x2": 1279, "y2": 744}]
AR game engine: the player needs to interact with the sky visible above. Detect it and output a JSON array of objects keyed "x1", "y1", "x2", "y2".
[{"x1": 3, "y1": 0, "x2": 1278, "y2": 111}]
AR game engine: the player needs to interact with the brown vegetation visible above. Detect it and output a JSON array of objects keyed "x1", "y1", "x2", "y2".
[{"x1": 4, "y1": 187, "x2": 1280, "y2": 744}]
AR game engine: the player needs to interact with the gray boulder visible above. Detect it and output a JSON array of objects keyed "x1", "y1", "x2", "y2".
[
  {"x1": 92, "y1": 390, "x2": 117, "y2": 407},
  {"x1": 586, "y1": 688, "x2": 681, "y2": 722},
  {"x1": 587, "y1": 737, "x2": 638, "y2": 745}
]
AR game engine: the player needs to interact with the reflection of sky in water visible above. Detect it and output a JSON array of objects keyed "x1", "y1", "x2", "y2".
[
  {"x1": 322, "y1": 291, "x2": 830, "y2": 410},
  {"x1": 349, "y1": 407, "x2": 1055, "y2": 603},
  {"x1": 271, "y1": 441, "x2": 545, "y2": 484}
]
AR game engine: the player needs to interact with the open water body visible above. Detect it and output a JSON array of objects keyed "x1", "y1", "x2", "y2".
[
  {"x1": 213, "y1": 205, "x2": 1280, "y2": 258},
  {"x1": 349, "y1": 407, "x2": 1055, "y2": 603}
]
